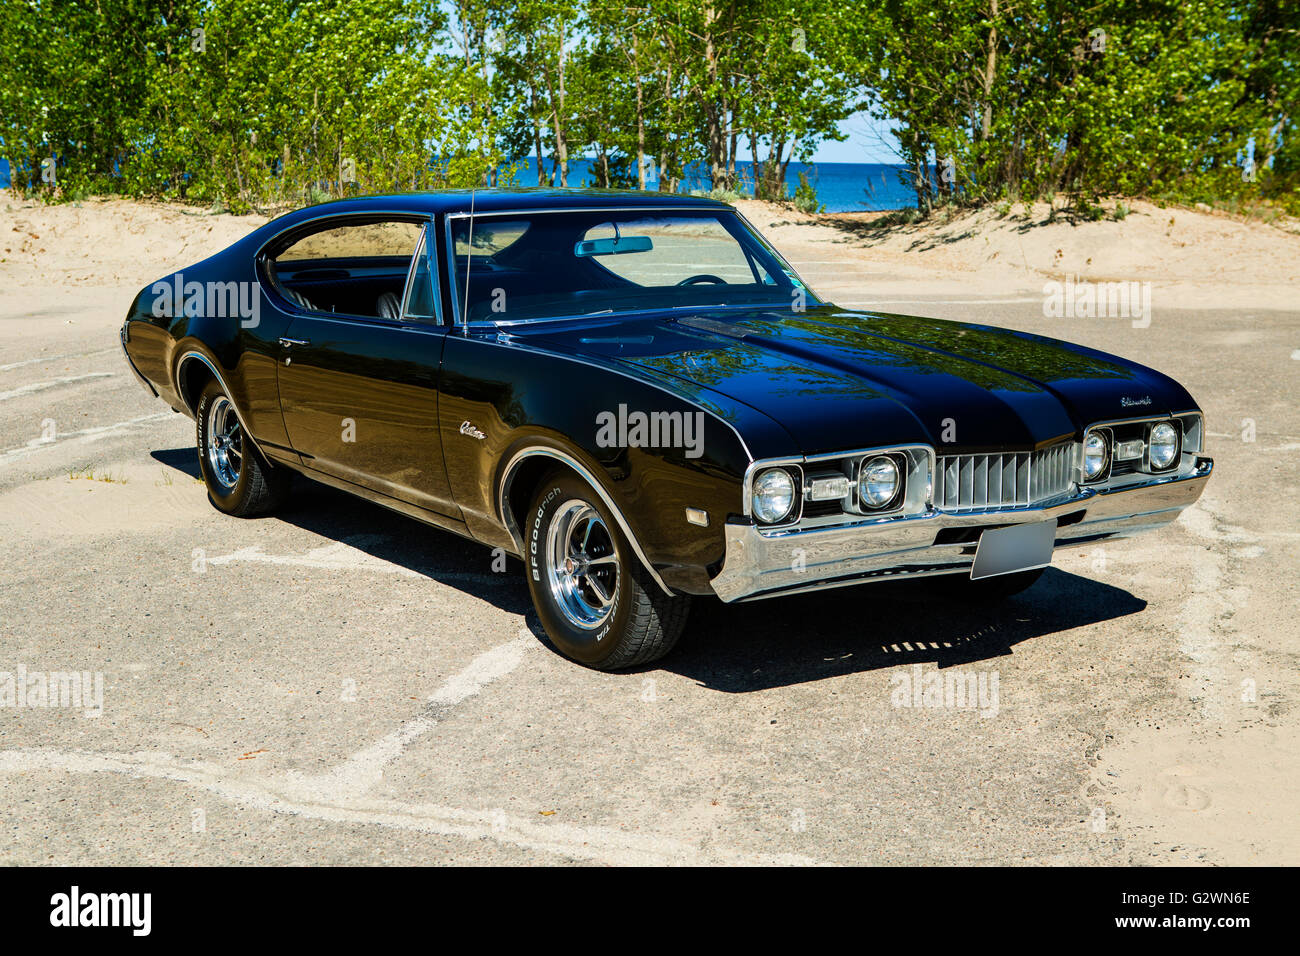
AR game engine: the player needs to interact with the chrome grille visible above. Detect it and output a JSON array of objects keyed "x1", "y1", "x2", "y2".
[{"x1": 935, "y1": 442, "x2": 1076, "y2": 513}]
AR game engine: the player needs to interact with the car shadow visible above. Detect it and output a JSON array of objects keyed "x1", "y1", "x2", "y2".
[
  {"x1": 153, "y1": 447, "x2": 1148, "y2": 692},
  {"x1": 658, "y1": 569, "x2": 1145, "y2": 692},
  {"x1": 150, "y1": 447, "x2": 533, "y2": 617}
]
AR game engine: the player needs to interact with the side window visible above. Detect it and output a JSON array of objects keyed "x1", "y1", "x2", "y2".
[
  {"x1": 403, "y1": 230, "x2": 437, "y2": 321},
  {"x1": 269, "y1": 219, "x2": 424, "y2": 319}
]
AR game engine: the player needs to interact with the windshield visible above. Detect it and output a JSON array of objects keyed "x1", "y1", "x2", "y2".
[{"x1": 449, "y1": 208, "x2": 815, "y2": 324}]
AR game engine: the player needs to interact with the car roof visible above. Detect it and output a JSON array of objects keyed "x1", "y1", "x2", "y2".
[{"x1": 255, "y1": 187, "x2": 733, "y2": 239}]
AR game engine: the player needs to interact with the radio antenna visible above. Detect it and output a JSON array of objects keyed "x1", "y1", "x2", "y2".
[{"x1": 461, "y1": 187, "x2": 475, "y2": 333}]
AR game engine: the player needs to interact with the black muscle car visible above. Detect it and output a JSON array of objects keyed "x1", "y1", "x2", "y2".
[{"x1": 121, "y1": 189, "x2": 1212, "y2": 669}]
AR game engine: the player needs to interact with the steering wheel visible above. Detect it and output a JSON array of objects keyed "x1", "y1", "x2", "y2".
[{"x1": 676, "y1": 274, "x2": 726, "y2": 286}]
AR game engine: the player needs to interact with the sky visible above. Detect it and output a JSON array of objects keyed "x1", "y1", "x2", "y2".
[{"x1": 812, "y1": 110, "x2": 902, "y2": 165}]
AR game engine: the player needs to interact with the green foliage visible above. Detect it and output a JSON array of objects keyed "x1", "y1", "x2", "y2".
[
  {"x1": 847, "y1": 0, "x2": 1299, "y2": 213},
  {"x1": 0, "y1": 0, "x2": 1294, "y2": 216},
  {"x1": 689, "y1": 187, "x2": 744, "y2": 203},
  {"x1": 3, "y1": 0, "x2": 506, "y2": 208},
  {"x1": 792, "y1": 172, "x2": 823, "y2": 213}
]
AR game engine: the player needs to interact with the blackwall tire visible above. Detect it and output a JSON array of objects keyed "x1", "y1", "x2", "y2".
[
  {"x1": 195, "y1": 378, "x2": 290, "y2": 517},
  {"x1": 524, "y1": 469, "x2": 690, "y2": 670}
]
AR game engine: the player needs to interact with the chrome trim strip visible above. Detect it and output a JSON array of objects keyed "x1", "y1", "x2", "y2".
[
  {"x1": 397, "y1": 226, "x2": 423, "y2": 320},
  {"x1": 729, "y1": 206, "x2": 824, "y2": 302},
  {"x1": 255, "y1": 209, "x2": 434, "y2": 259},
  {"x1": 255, "y1": 211, "x2": 436, "y2": 324},
  {"x1": 497, "y1": 446, "x2": 674, "y2": 596},
  {"x1": 172, "y1": 350, "x2": 267, "y2": 460},
  {"x1": 450, "y1": 204, "x2": 724, "y2": 220},
  {"x1": 1088, "y1": 410, "x2": 1200, "y2": 429}
]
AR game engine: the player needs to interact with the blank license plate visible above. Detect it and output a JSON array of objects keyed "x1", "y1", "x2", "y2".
[{"x1": 970, "y1": 519, "x2": 1057, "y2": 580}]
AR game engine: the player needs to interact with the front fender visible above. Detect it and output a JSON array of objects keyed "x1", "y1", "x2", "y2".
[{"x1": 438, "y1": 334, "x2": 756, "y2": 594}]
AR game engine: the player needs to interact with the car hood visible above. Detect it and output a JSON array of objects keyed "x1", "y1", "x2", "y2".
[{"x1": 527, "y1": 307, "x2": 1198, "y2": 456}]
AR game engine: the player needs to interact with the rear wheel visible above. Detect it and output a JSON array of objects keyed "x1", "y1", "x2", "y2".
[
  {"x1": 195, "y1": 378, "x2": 290, "y2": 516},
  {"x1": 524, "y1": 470, "x2": 690, "y2": 670}
]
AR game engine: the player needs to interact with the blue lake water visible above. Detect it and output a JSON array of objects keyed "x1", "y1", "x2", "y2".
[
  {"x1": 508, "y1": 158, "x2": 915, "y2": 212},
  {"x1": 0, "y1": 154, "x2": 914, "y2": 212}
]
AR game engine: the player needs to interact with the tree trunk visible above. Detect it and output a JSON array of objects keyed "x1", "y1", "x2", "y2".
[
  {"x1": 776, "y1": 139, "x2": 794, "y2": 196},
  {"x1": 528, "y1": 79, "x2": 545, "y2": 186},
  {"x1": 554, "y1": 30, "x2": 568, "y2": 186},
  {"x1": 726, "y1": 98, "x2": 738, "y2": 189},
  {"x1": 981, "y1": 0, "x2": 998, "y2": 141},
  {"x1": 702, "y1": 2, "x2": 729, "y2": 189},
  {"x1": 633, "y1": 34, "x2": 647, "y2": 190}
]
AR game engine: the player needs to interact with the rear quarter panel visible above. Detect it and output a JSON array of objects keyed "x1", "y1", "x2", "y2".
[{"x1": 123, "y1": 241, "x2": 296, "y2": 450}]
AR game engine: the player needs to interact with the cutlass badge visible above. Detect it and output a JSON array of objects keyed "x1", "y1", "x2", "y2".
[{"x1": 459, "y1": 421, "x2": 486, "y2": 440}]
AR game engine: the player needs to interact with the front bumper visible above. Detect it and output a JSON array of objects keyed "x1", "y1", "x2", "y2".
[{"x1": 710, "y1": 456, "x2": 1213, "y2": 602}]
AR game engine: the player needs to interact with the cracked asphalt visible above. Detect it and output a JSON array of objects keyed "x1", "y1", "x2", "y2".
[{"x1": 0, "y1": 269, "x2": 1296, "y2": 865}]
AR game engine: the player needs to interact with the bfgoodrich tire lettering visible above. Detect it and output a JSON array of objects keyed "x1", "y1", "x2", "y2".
[{"x1": 525, "y1": 469, "x2": 690, "y2": 670}]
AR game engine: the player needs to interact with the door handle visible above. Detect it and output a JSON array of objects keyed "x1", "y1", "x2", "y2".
[{"x1": 279, "y1": 337, "x2": 310, "y2": 347}]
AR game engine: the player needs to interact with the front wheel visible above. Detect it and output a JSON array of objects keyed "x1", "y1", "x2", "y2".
[
  {"x1": 524, "y1": 470, "x2": 690, "y2": 670},
  {"x1": 195, "y1": 378, "x2": 291, "y2": 516}
]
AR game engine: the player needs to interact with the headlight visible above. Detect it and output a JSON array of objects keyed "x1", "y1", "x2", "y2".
[
  {"x1": 1149, "y1": 422, "x2": 1179, "y2": 470},
  {"x1": 752, "y1": 468, "x2": 796, "y2": 523},
  {"x1": 1083, "y1": 432, "x2": 1109, "y2": 480},
  {"x1": 858, "y1": 455, "x2": 900, "y2": 508}
]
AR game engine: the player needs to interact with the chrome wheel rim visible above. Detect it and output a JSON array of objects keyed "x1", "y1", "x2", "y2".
[
  {"x1": 545, "y1": 500, "x2": 620, "y2": 631},
  {"x1": 206, "y1": 396, "x2": 243, "y2": 490}
]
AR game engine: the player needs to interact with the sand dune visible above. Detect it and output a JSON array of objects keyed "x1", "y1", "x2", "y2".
[{"x1": 2, "y1": 194, "x2": 1296, "y2": 313}]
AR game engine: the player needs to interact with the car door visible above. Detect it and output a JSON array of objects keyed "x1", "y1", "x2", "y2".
[{"x1": 271, "y1": 217, "x2": 461, "y2": 521}]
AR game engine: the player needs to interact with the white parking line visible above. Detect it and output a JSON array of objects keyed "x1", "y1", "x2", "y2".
[
  {"x1": 0, "y1": 630, "x2": 817, "y2": 865},
  {"x1": 0, "y1": 348, "x2": 116, "y2": 373},
  {"x1": 0, "y1": 412, "x2": 171, "y2": 465},
  {"x1": 208, "y1": 540, "x2": 426, "y2": 578},
  {"x1": 0, "y1": 372, "x2": 115, "y2": 402},
  {"x1": 0, "y1": 746, "x2": 812, "y2": 865},
  {"x1": 206, "y1": 537, "x2": 505, "y2": 581},
  {"x1": 295, "y1": 634, "x2": 536, "y2": 801}
]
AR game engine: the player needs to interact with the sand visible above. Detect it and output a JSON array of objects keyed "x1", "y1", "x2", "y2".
[
  {"x1": 2, "y1": 194, "x2": 1297, "y2": 314},
  {"x1": 1, "y1": 191, "x2": 1296, "y2": 866},
  {"x1": 738, "y1": 198, "x2": 1300, "y2": 312}
]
